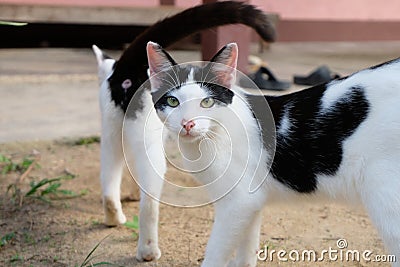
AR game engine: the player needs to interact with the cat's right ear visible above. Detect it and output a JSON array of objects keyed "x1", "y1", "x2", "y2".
[
  {"x1": 146, "y1": 42, "x2": 177, "y2": 77},
  {"x1": 146, "y1": 42, "x2": 177, "y2": 91}
]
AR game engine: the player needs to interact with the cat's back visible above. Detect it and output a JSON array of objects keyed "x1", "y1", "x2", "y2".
[
  {"x1": 325, "y1": 57, "x2": 400, "y2": 131},
  {"x1": 257, "y1": 58, "x2": 400, "y2": 193},
  {"x1": 330, "y1": 58, "x2": 400, "y2": 105}
]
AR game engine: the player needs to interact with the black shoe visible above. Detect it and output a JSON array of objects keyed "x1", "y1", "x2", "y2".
[
  {"x1": 241, "y1": 66, "x2": 291, "y2": 91},
  {"x1": 294, "y1": 65, "x2": 340, "y2": 86}
]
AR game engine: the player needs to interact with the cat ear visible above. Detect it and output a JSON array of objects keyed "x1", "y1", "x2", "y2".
[
  {"x1": 92, "y1": 45, "x2": 115, "y2": 83},
  {"x1": 146, "y1": 41, "x2": 177, "y2": 76},
  {"x1": 209, "y1": 43, "x2": 238, "y2": 89},
  {"x1": 92, "y1": 45, "x2": 113, "y2": 67},
  {"x1": 146, "y1": 42, "x2": 177, "y2": 91}
]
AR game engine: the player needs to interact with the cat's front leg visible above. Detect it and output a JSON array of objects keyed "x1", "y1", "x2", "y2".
[
  {"x1": 136, "y1": 194, "x2": 162, "y2": 261},
  {"x1": 133, "y1": 142, "x2": 166, "y2": 262},
  {"x1": 201, "y1": 198, "x2": 260, "y2": 267},
  {"x1": 227, "y1": 211, "x2": 262, "y2": 267}
]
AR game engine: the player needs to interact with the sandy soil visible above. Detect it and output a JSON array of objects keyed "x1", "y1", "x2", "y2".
[{"x1": 0, "y1": 138, "x2": 393, "y2": 267}]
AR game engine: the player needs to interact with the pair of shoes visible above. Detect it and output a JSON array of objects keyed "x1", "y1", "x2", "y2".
[
  {"x1": 240, "y1": 65, "x2": 341, "y2": 91},
  {"x1": 240, "y1": 66, "x2": 291, "y2": 91},
  {"x1": 294, "y1": 65, "x2": 340, "y2": 86}
]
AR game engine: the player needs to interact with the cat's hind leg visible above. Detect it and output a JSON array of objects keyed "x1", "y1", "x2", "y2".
[
  {"x1": 361, "y1": 160, "x2": 400, "y2": 266},
  {"x1": 100, "y1": 112, "x2": 126, "y2": 226}
]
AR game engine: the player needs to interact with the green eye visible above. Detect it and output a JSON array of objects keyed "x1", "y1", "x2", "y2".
[
  {"x1": 166, "y1": 96, "x2": 179, "y2": 107},
  {"x1": 200, "y1": 97, "x2": 215, "y2": 108}
]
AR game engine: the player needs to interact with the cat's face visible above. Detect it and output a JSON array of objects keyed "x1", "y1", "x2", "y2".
[{"x1": 147, "y1": 42, "x2": 238, "y2": 142}]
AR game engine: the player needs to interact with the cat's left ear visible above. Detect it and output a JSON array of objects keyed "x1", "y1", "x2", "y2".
[{"x1": 209, "y1": 43, "x2": 238, "y2": 89}]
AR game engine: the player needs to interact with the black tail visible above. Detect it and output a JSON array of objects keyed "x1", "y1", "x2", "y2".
[{"x1": 108, "y1": 1, "x2": 276, "y2": 111}]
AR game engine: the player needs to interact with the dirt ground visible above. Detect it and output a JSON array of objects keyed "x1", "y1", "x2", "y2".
[{"x1": 0, "y1": 138, "x2": 393, "y2": 267}]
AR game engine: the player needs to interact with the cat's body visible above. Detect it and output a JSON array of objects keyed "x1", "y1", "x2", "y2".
[
  {"x1": 92, "y1": 1, "x2": 275, "y2": 262},
  {"x1": 147, "y1": 42, "x2": 400, "y2": 266}
]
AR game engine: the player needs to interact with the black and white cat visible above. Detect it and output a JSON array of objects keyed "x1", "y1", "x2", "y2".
[
  {"x1": 146, "y1": 41, "x2": 400, "y2": 267},
  {"x1": 92, "y1": 1, "x2": 275, "y2": 262}
]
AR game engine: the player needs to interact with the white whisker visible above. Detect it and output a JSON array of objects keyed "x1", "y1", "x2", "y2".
[{"x1": 158, "y1": 75, "x2": 177, "y2": 88}]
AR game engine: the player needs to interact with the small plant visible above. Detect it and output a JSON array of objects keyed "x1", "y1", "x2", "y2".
[
  {"x1": 27, "y1": 174, "x2": 72, "y2": 201},
  {"x1": 0, "y1": 154, "x2": 16, "y2": 174},
  {"x1": 79, "y1": 235, "x2": 117, "y2": 267},
  {"x1": 7, "y1": 172, "x2": 87, "y2": 206},
  {"x1": 73, "y1": 136, "x2": 100, "y2": 146},
  {"x1": 124, "y1": 215, "x2": 139, "y2": 239},
  {"x1": 0, "y1": 154, "x2": 39, "y2": 175},
  {"x1": 0, "y1": 232, "x2": 16, "y2": 247}
]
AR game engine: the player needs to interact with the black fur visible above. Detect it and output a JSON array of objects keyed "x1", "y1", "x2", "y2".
[
  {"x1": 107, "y1": 1, "x2": 276, "y2": 113},
  {"x1": 201, "y1": 82, "x2": 235, "y2": 105},
  {"x1": 255, "y1": 84, "x2": 370, "y2": 193}
]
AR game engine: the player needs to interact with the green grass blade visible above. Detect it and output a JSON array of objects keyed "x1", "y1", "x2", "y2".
[
  {"x1": 80, "y1": 235, "x2": 110, "y2": 267},
  {"x1": 26, "y1": 178, "x2": 49, "y2": 196},
  {"x1": 40, "y1": 182, "x2": 62, "y2": 196}
]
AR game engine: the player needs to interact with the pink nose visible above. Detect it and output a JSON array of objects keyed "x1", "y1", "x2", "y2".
[{"x1": 182, "y1": 119, "x2": 195, "y2": 132}]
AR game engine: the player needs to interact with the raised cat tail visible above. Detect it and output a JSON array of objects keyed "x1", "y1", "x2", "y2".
[
  {"x1": 108, "y1": 1, "x2": 276, "y2": 111},
  {"x1": 118, "y1": 1, "x2": 275, "y2": 63}
]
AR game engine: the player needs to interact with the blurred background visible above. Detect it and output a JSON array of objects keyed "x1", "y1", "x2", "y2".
[{"x1": 1, "y1": 0, "x2": 400, "y2": 48}]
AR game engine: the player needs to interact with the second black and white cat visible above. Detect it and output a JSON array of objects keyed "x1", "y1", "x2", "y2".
[{"x1": 146, "y1": 41, "x2": 400, "y2": 266}]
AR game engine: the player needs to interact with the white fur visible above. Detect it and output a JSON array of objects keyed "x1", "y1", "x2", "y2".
[
  {"x1": 93, "y1": 45, "x2": 166, "y2": 262},
  {"x1": 155, "y1": 61, "x2": 400, "y2": 266},
  {"x1": 277, "y1": 106, "x2": 291, "y2": 136}
]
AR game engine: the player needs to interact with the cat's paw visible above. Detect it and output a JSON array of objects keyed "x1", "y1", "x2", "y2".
[
  {"x1": 136, "y1": 241, "x2": 161, "y2": 262},
  {"x1": 103, "y1": 197, "x2": 127, "y2": 226}
]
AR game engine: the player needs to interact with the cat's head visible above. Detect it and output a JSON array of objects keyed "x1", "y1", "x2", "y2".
[{"x1": 146, "y1": 41, "x2": 238, "y2": 142}]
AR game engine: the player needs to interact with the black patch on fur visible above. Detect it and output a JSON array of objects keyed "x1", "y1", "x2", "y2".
[
  {"x1": 261, "y1": 84, "x2": 370, "y2": 193},
  {"x1": 201, "y1": 82, "x2": 235, "y2": 105},
  {"x1": 246, "y1": 94, "x2": 276, "y2": 152},
  {"x1": 125, "y1": 89, "x2": 146, "y2": 119},
  {"x1": 106, "y1": 1, "x2": 276, "y2": 113}
]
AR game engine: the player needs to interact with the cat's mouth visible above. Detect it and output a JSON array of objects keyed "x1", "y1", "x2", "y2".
[{"x1": 178, "y1": 128, "x2": 202, "y2": 142}]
